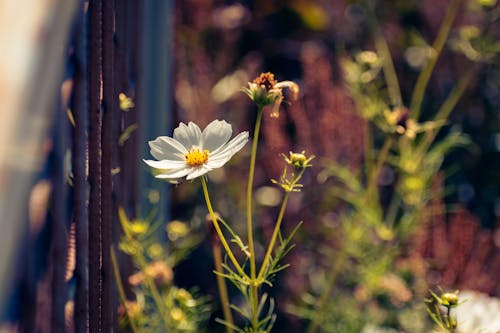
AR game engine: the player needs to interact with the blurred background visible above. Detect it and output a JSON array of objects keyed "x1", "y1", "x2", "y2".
[{"x1": 0, "y1": 0, "x2": 499, "y2": 332}]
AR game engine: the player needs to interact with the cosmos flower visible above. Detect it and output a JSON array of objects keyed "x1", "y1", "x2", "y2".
[
  {"x1": 243, "y1": 72, "x2": 299, "y2": 118},
  {"x1": 144, "y1": 120, "x2": 249, "y2": 180}
]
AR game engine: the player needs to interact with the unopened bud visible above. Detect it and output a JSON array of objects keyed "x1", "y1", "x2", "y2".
[
  {"x1": 285, "y1": 151, "x2": 314, "y2": 169},
  {"x1": 290, "y1": 152, "x2": 307, "y2": 168},
  {"x1": 441, "y1": 292, "x2": 459, "y2": 306}
]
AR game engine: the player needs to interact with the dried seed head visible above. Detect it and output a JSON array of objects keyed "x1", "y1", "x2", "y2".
[{"x1": 253, "y1": 72, "x2": 277, "y2": 90}]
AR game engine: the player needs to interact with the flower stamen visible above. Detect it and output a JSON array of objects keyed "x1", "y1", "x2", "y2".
[{"x1": 185, "y1": 148, "x2": 209, "y2": 166}]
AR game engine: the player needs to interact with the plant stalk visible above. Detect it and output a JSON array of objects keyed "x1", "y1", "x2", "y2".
[
  {"x1": 364, "y1": 0, "x2": 403, "y2": 107},
  {"x1": 410, "y1": 0, "x2": 464, "y2": 119},
  {"x1": 213, "y1": 242, "x2": 234, "y2": 333},
  {"x1": 247, "y1": 107, "x2": 264, "y2": 329},
  {"x1": 110, "y1": 246, "x2": 139, "y2": 333},
  {"x1": 201, "y1": 177, "x2": 248, "y2": 278},
  {"x1": 418, "y1": 66, "x2": 474, "y2": 155},
  {"x1": 257, "y1": 191, "x2": 290, "y2": 281}
]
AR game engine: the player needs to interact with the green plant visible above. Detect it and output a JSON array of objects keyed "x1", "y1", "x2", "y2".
[
  {"x1": 290, "y1": 0, "x2": 488, "y2": 332},
  {"x1": 142, "y1": 72, "x2": 312, "y2": 333},
  {"x1": 113, "y1": 209, "x2": 211, "y2": 332}
]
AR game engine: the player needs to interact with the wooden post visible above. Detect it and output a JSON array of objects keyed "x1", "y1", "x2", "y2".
[
  {"x1": 101, "y1": 0, "x2": 116, "y2": 330},
  {"x1": 88, "y1": 0, "x2": 103, "y2": 331},
  {"x1": 72, "y1": 1, "x2": 89, "y2": 332}
]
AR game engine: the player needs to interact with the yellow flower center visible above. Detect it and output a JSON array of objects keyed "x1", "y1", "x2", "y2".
[{"x1": 185, "y1": 148, "x2": 209, "y2": 166}]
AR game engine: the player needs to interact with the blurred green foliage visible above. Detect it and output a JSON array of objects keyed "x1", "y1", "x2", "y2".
[{"x1": 115, "y1": 209, "x2": 211, "y2": 332}]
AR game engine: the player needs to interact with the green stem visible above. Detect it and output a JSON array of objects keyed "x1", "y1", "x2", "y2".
[
  {"x1": 410, "y1": 0, "x2": 463, "y2": 119},
  {"x1": 366, "y1": 137, "x2": 393, "y2": 198},
  {"x1": 110, "y1": 246, "x2": 139, "y2": 333},
  {"x1": 247, "y1": 108, "x2": 264, "y2": 276},
  {"x1": 257, "y1": 191, "x2": 291, "y2": 281},
  {"x1": 374, "y1": 30, "x2": 403, "y2": 108},
  {"x1": 434, "y1": 66, "x2": 474, "y2": 122},
  {"x1": 201, "y1": 176, "x2": 248, "y2": 279},
  {"x1": 363, "y1": 121, "x2": 374, "y2": 178},
  {"x1": 247, "y1": 107, "x2": 264, "y2": 329},
  {"x1": 364, "y1": 0, "x2": 403, "y2": 107},
  {"x1": 213, "y1": 242, "x2": 234, "y2": 333},
  {"x1": 418, "y1": 66, "x2": 474, "y2": 155}
]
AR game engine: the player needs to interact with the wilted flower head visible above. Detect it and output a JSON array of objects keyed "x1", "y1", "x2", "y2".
[
  {"x1": 144, "y1": 120, "x2": 249, "y2": 181},
  {"x1": 243, "y1": 72, "x2": 299, "y2": 118}
]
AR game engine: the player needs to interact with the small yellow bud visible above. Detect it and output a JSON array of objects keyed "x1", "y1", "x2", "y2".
[
  {"x1": 441, "y1": 292, "x2": 459, "y2": 306},
  {"x1": 129, "y1": 221, "x2": 149, "y2": 235},
  {"x1": 290, "y1": 152, "x2": 307, "y2": 167},
  {"x1": 166, "y1": 221, "x2": 189, "y2": 241},
  {"x1": 119, "y1": 93, "x2": 135, "y2": 111},
  {"x1": 170, "y1": 307, "x2": 185, "y2": 322},
  {"x1": 449, "y1": 317, "x2": 457, "y2": 329},
  {"x1": 283, "y1": 151, "x2": 314, "y2": 170}
]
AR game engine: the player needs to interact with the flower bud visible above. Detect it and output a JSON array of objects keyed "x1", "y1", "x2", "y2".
[
  {"x1": 284, "y1": 151, "x2": 314, "y2": 169},
  {"x1": 290, "y1": 152, "x2": 307, "y2": 168},
  {"x1": 441, "y1": 292, "x2": 459, "y2": 306}
]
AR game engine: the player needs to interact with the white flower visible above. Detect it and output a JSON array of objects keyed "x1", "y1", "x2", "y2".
[{"x1": 144, "y1": 120, "x2": 249, "y2": 180}]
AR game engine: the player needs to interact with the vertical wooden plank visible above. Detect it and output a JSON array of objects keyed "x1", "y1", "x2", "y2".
[
  {"x1": 101, "y1": 0, "x2": 115, "y2": 331},
  {"x1": 72, "y1": 1, "x2": 89, "y2": 332},
  {"x1": 88, "y1": 0, "x2": 103, "y2": 331}
]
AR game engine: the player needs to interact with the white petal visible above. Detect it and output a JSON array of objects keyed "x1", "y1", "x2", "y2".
[
  {"x1": 201, "y1": 120, "x2": 232, "y2": 152},
  {"x1": 206, "y1": 154, "x2": 233, "y2": 169},
  {"x1": 186, "y1": 165, "x2": 211, "y2": 180},
  {"x1": 216, "y1": 131, "x2": 249, "y2": 155},
  {"x1": 143, "y1": 159, "x2": 186, "y2": 170},
  {"x1": 173, "y1": 122, "x2": 202, "y2": 149},
  {"x1": 155, "y1": 167, "x2": 192, "y2": 179},
  {"x1": 149, "y1": 136, "x2": 187, "y2": 160},
  {"x1": 207, "y1": 131, "x2": 249, "y2": 168}
]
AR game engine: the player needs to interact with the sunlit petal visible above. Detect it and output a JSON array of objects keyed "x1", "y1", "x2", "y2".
[
  {"x1": 155, "y1": 167, "x2": 192, "y2": 179},
  {"x1": 173, "y1": 122, "x2": 202, "y2": 148},
  {"x1": 143, "y1": 159, "x2": 186, "y2": 170},
  {"x1": 149, "y1": 136, "x2": 187, "y2": 160},
  {"x1": 201, "y1": 120, "x2": 232, "y2": 152},
  {"x1": 186, "y1": 166, "x2": 212, "y2": 180}
]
